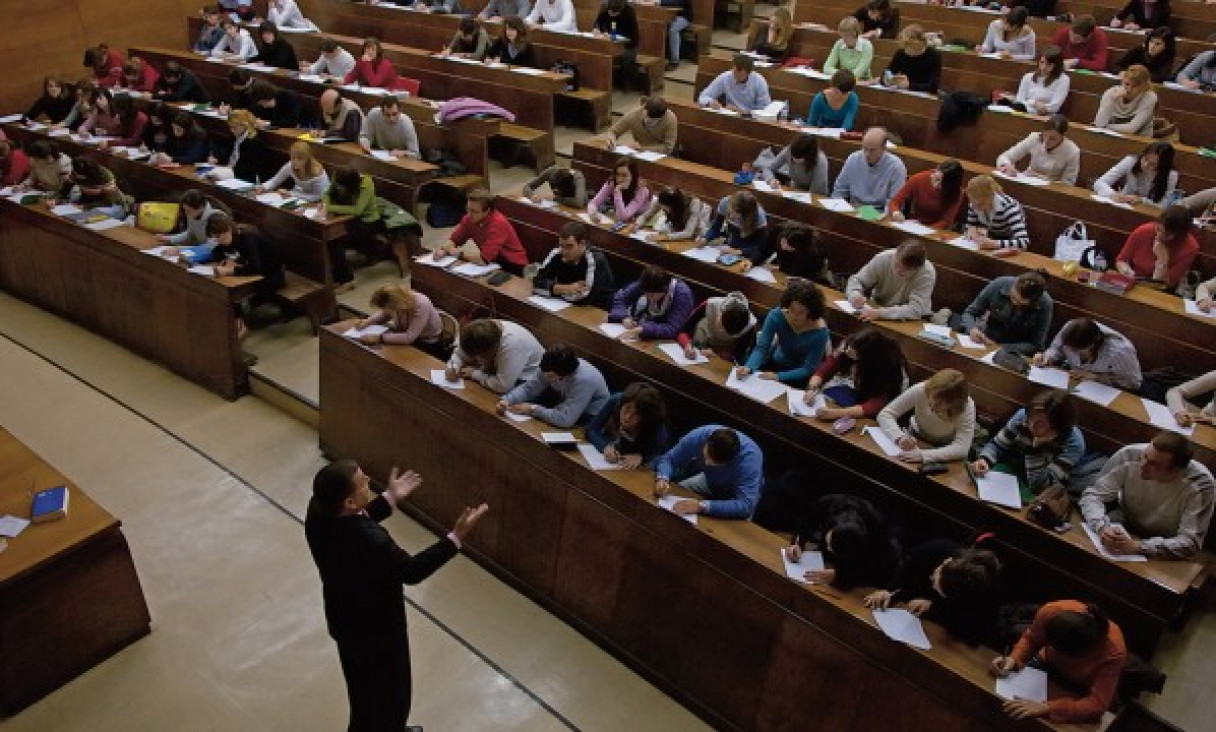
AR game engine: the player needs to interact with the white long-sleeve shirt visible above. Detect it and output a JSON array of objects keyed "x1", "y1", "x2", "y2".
[
  {"x1": 980, "y1": 20, "x2": 1036, "y2": 60},
  {"x1": 269, "y1": 0, "x2": 316, "y2": 30},
  {"x1": 877, "y1": 382, "x2": 976, "y2": 463},
  {"x1": 263, "y1": 161, "x2": 330, "y2": 201},
  {"x1": 1015, "y1": 71, "x2": 1070, "y2": 115},
  {"x1": 211, "y1": 29, "x2": 258, "y2": 59},
  {"x1": 1093, "y1": 154, "x2": 1178, "y2": 206},
  {"x1": 310, "y1": 49, "x2": 356, "y2": 78},
  {"x1": 448, "y1": 320, "x2": 544, "y2": 394},
  {"x1": 526, "y1": 0, "x2": 577, "y2": 32}
]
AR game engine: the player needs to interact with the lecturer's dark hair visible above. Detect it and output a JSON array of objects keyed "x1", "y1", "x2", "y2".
[{"x1": 313, "y1": 459, "x2": 359, "y2": 515}]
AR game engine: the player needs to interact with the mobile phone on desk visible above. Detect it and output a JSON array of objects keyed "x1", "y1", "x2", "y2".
[{"x1": 920, "y1": 462, "x2": 948, "y2": 476}]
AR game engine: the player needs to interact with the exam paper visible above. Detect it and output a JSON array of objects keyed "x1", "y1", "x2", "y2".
[
  {"x1": 1081, "y1": 522, "x2": 1148, "y2": 562},
  {"x1": 342, "y1": 324, "x2": 389, "y2": 339},
  {"x1": 834, "y1": 299, "x2": 858, "y2": 314},
  {"x1": 1183, "y1": 300, "x2": 1216, "y2": 319},
  {"x1": 527, "y1": 295, "x2": 572, "y2": 312},
  {"x1": 681, "y1": 247, "x2": 721, "y2": 263},
  {"x1": 504, "y1": 410, "x2": 532, "y2": 422},
  {"x1": 872, "y1": 608, "x2": 932, "y2": 650},
  {"x1": 451, "y1": 262, "x2": 502, "y2": 277},
  {"x1": 995, "y1": 667, "x2": 1048, "y2": 702},
  {"x1": 1072, "y1": 380, "x2": 1121, "y2": 407},
  {"x1": 976, "y1": 471, "x2": 1022, "y2": 509},
  {"x1": 946, "y1": 236, "x2": 980, "y2": 251},
  {"x1": 818, "y1": 197, "x2": 854, "y2": 213},
  {"x1": 787, "y1": 389, "x2": 824, "y2": 417},
  {"x1": 598, "y1": 322, "x2": 628, "y2": 339},
  {"x1": 725, "y1": 370, "x2": 788, "y2": 404},
  {"x1": 577, "y1": 443, "x2": 622, "y2": 470},
  {"x1": 863, "y1": 426, "x2": 901, "y2": 457},
  {"x1": 1028, "y1": 366, "x2": 1069, "y2": 389},
  {"x1": 430, "y1": 369, "x2": 465, "y2": 389},
  {"x1": 890, "y1": 219, "x2": 935, "y2": 236},
  {"x1": 656, "y1": 495, "x2": 698, "y2": 524},
  {"x1": 414, "y1": 254, "x2": 458, "y2": 268},
  {"x1": 0, "y1": 515, "x2": 30, "y2": 538},
  {"x1": 657, "y1": 342, "x2": 709, "y2": 366},
  {"x1": 923, "y1": 323, "x2": 953, "y2": 338},
  {"x1": 1140, "y1": 398, "x2": 1194, "y2": 436},
  {"x1": 782, "y1": 190, "x2": 812, "y2": 204},
  {"x1": 745, "y1": 266, "x2": 777, "y2": 283},
  {"x1": 781, "y1": 548, "x2": 825, "y2": 582},
  {"x1": 958, "y1": 333, "x2": 988, "y2": 350}
]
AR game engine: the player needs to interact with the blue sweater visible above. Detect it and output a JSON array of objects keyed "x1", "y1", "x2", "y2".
[
  {"x1": 654, "y1": 425, "x2": 765, "y2": 519},
  {"x1": 807, "y1": 91, "x2": 859, "y2": 130},
  {"x1": 503, "y1": 358, "x2": 610, "y2": 428},
  {"x1": 744, "y1": 309, "x2": 830, "y2": 386},
  {"x1": 584, "y1": 392, "x2": 671, "y2": 466},
  {"x1": 703, "y1": 195, "x2": 771, "y2": 265}
]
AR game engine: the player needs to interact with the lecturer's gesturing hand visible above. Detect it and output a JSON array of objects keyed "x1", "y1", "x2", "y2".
[
  {"x1": 386, "y1": 467, "x2": 423, "y2": 506},
  {"x1": 452, "y1": 503, "x2": 490, "y2": 542}
]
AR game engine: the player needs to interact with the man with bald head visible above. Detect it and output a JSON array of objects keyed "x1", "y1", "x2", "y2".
[
  {"x1": 320, "y1": 88, "x2": 365, "y2": 142},
  {"x1": 830, "y1": 127, "x2": 907, "y2": 208}
]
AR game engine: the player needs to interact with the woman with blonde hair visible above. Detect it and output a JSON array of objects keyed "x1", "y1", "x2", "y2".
[
  {"x1": 750, "y1": 8, "x2": 793, "y2": 63},
  {"x1": 208, "y1": 108, "x2": 275, "y2": 182},
  {"x1": 965, "y1": 175, "x2": 1030, "y2": 250},
  {"x1": 353, "y1": 282, "x2": 447, "y2": 356},
  {"x1": 258, "y1": 141, "x2": 330, "y2": 201},
  {"x1": 877, "y1": 369, "x2": 976, "y2": 463},
  {"x1": 1093, "y1": 64, "x2": 1157, "y2": 137},
  {"x1": 823, "y1": 16, "x2": 873, "y2": 80},
  {"x1": 886, "y1": 24, "x2": 941, "y2": 93}
]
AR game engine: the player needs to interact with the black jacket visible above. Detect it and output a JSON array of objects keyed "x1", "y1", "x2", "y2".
[
  {"x1": 532, "y1": 246, "x2": 616, "y2": 309},
  {"x1": 793, "y1": 493, "x2": 901, "y2": 590},
  {"x1": 212, "y1": 227, "x2": 286, "y2": 292},
  {"x1": 155, "y1": 70, "x2": 211, "y2": 104},
  {"x1": 256, "y1": 37, "x2": 300, "y2": 70}
]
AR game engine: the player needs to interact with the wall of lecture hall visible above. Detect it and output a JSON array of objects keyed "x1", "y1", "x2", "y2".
[{"x1": 0, "y1": 1, "x2": 210, "y2": 115}]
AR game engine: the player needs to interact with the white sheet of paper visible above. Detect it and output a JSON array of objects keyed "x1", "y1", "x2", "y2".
[
  {"x1": 782, "y1": 190, "x2": 812, "y2": 204},
  {"x1": 85, "y1": 218, "x2": 126, "y2": 231},
  {"x1": 527, "y1": 295, "x2": 572, "y2": 312},
  {"x1": 0, "y1": 113, "x2": 23, "y2": 124},
  {"x1": 298, "y1": 73, "x2": 325, "y2": 83},
  {"x1": 50, "y1": 203, "x2": 82, "y2": 216},
  {"x1": 745, "y1": 266, "x2": 777, "y2": 283},
  {"x1": 923, "y1": 323, "x2": 953, "y2": 338},
  {"x1": 612, "y1": 144, "x2": 636, "y2": 156},
  {"x1": 1140, "y1": 398, "x2": 1195, "y2": 436},
  {"x1": 302, "y1": 207, "x2": 321, "y2": 220},
  {"x1": 542, "y1": 432, "x2": 578, "y2": 445},
  {"x1": 47, "y1": 127, "x2": 70, "y2": 137},
  {"x1": 451, "y1": 262, "x2": 501, "y2": 277},
  {"x1": 503, "y1": 409, "x2": 532, "y2": 422},
  {"x1": 781, "y1": 548, "x2": 825, "y2": 582},
  {"x1": 512, "y1": 66, "x2": 547, "y2": 76},
  {"x1": 657, "y1": 342, "x2": 709, "y2": 366},
  {"x1": 946, "y1": 235, "x2": 979, "y2": 251},
  {"x1": 430, "y1": 369, "x2": 464, "y2": 389},
  {"x1": 1072, "y1": 380, "x2": 1121, "y2": 407},
  {"x1": 994, "y1": 170, "x2": 1051, "y2": 187},
  {"x1": 872, "y1": 608, "x2": 932, "y2": 650},
  {"x1": 342, "y1": 324, "x2": 389, "y2": 339},
  {"x1": 187, "y1": 265, "x2": 215, "y2": 276},
  {"x1": 635, "y1": 151, "x2": 666, "y2": 162},
  {"x1": 682, "y1": 247, "x2": 721, "y2": 263},
  {"x1": 725, "y1": 370, "x2": 787, "y2": 404},
  {"x1": 834, "y1": 299, "x2": 858, "y2": 315},
  {"x1": 576, "y1": 212, "x2": 594, "y2": 224},
  {"x1": 369, "y1": 150, "x2": 395, "y2": 161},
  {"x1": 752, "y1": 179, "x2": 776, "y2": 193},
  {"x1": 981, "y1": 350, "x2": 998, "y2": 365},
  {"x1": 255, "y1": 192, "x2": 288, "y2": 206},
  {"x1": 1081, "y1": 522, "x2": 1148, "y2": 562},
  {"x1": 1087, "y1": 126, "x2": 1124, "y2": 138},
  {"x1": 1028, "y1": 366, "x2": 1069, "y2": 389},
  {"x1": 414, "y1": 254, "x2": 458, "y2": 268},
  {"x1": 863, "y1": 426, "x2": 901, "y2": 457},
  {"x1": 0, "y1": 515, "x2": 30, "y2": 537},
  {"x1": 787, "y1": 389, "x2": 824, "y2": 417},
  {"x1": 890, "y1": 220, "x2": 935, "y2": 236},
  {"x1": 656, "y1": 495, "x2": 698, "y2": 524},
  {"x1": 1183, "y1": 300, "x2": 1216, "y2": 319},
  {"x1": 958, "y1": 334, "x2": 988, "y2": 350},
  {"x1": 995, "y1": 667, "x2": 1048, "y2": 702},
  {"x1": 577, "y1": 443, "x2": 622, "y2": 470},
  {"x1": 215, "y1": 178, "x2": 254, "y2": 190},
  {"x1": 818, "y1": 197, "x2": 854, "y2": 213},
  {"x1": 1090, "y1": 193, "x2": 1134, "y2": 210},
  {"x1": 599, "y1": 322, "x2": 627, "y2": 338},
  {"x1": 976, "y1": 471, "x2": 1022, "y2": 509},
  {"x1": 141, "y1": 246, "x2": 172, "y2": 258}
]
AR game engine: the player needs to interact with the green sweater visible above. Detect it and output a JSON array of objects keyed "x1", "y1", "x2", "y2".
[
  {"x1": 823, "y1": 38, "x2": 873, "y2": 80},
  {"x1": 324, "y1": 174, "x2": 379, "y2": 223}
]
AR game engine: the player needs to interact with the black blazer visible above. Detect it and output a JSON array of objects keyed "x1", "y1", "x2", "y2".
[
  {"x1": 488, "y1": 39, "x2": 539, "y2": 68},
  {"x1": 305, "y1": 495, "x2": 458, "y2": 643}
]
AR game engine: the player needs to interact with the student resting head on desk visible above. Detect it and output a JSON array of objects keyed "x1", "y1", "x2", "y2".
[
  {"x1": 66, "y1": 157, "x2": 134, "y2": 219},
  {"x1": 802, "y1": 326, "x2": 908, "y2": 419},
  {"x1": 635, "y1": 185, "x2": 711, "y2": 243},
  {"x1": 781, "y1": 492, "x2": 900, "y2": 588},
  {"x1": 22, "y1": 141, "x2": 72, "y2": 195},
  {"x1": 446, "y1": 318, "x2": 545, "y2": 394},
  {"x1": 677, "y1": 290, "x2": 757, "y2": 363},
  {"x1": 775, "y1": 223, "x2": 834, "y2": 286},
  {"x1": 585, "y1": 382, "x2": 671, "y2": 469}
]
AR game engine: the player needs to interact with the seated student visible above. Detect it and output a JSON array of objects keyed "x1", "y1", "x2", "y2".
[
  {"x1": 976, "y1": 392, "x2": 1085, "y2": 496},
  {"x1": 1081, "y1": 432, "x2": 1214, "y2": 560},
  {"x1": 636, "y1": 185, "x2": 712, "y2": 242},
  {"x1": 1183, "y1": 188, "x2": 1216, "y2": 225},
  {"x1": 77, "y1": 88, "x2": 121, "y2": 137},
  {"x1": 831, "y1": 127, "x2": 907, "y2": 209},
  {"x1": 158, "y1": 189, "x2": 228, "y2": 247},
  {"x1": 697, "y1": 53, "x2": 772, "y2": 113},
  {"x1": 95, "y1": 96, "x2": 148, "y2": 151},
  {"x1": 211, "y1": 18, "x2": 258, "y2": 60},
  {"x1": 1050, "y1": 15, "x2": 1108, "y2": 71},
  {"x1": 977, "y1": 6, "x2": 1035, "y2": 60},
  {"x1": 823, "y1": 17, "x2": 873, "y2": 81},
  {"x1": 209, "y1": 109, "x2": 277, "y2": 183},
  {"x1": 357, "y1": 283, "x2": 449, "y2": 358},
  {"x1": 1117, "y1": 27, "x2": 1175, "y2": 83},
  {"x1": 498, "y1": 344, "x2": 610, "y2": 428},
  {"x1": 1095, "y1": 142, "x2": 1177, "y2": 207},
  {"x1": 1176, "y1": 49, "x2": 1216, "y2": 91},
  {"x1": 803, "y1": 327, "x2": 908, "y2": 418},
  {"x1": 22, "y1": 141, "x2": 72, "y2": 195},
  {"x1": 1094, "y1": 65, "x2": 1157, "y2": 137},
  {"x1": 523, "y1": 165, "x2": 588, "y2": 208},
  {"x1": 84, "y1": 43, "x2": 124, "y2": 87},
  {"x1": 854, "y1": 0, "x2": 900, "y2": 39},
  {"x1": 161, "y1": 111, "x2": 211, "y2": 164},
  {"x1": 785, "y1": 492, "x2": 900, "y2": 588},
  {"x1": 358, "y1": 96, "x2": 420, "y2": 159},
  {"x1": 807, "y1": 70, "x2": 860, "y2": 131},
  {"x1": 1168, "y1": 369, "x2": 1216, "y2": 426},
  {"x1": 253, "y1": 22, "x2": 299, "y2": 70},
  {"x1": 958, "y1": 270, "x2": 1052, "y2": 355},
  {"x1": 257, "y1": 141, "x2": 330, "y2": 202},
  {"x1": 446, "y1": 318, "x2": 544, "y2": 394},
  {"x1": 1115, "y1": 205, "x2": 1198, "y2": 289},
  {"x1": 153, "y1": 62, "x2": 209, "y2": 104},
  {"x1": 205, "y1": 212, "x2": 285, "y2": 296},
  {"x1": 119, "y1": 57, "x2": 159, "y2": 94},
  {"x1": 217, "y1": 0, "x2": 254, "y2": 19},
  {"x1": 759, "y1": 133, "x2": 829, "y2": 195},
  {"x1": 736, "y1": 280, "x2": 830, "y2": 388},
  {"x1": 442, "y1": 18, "x2": 491, "y2": 61},
  {"x1": 607, "y1": 265, "x2": 695, "y2": 341},
  {"x1": 435, "y1": 189, "x2": 530, "y2": 276},
  {"x1": 322, "y1": 166, "x2": 386, "y2": 289},
  {"x1": 989, "y1": 601, "x2": 1125, "y2": 723},
  {"x1": 1007, "y1": 0, "x2": 1056, "y2": 18},
  {"x1": 1001, "y1": 47, "x2": 1069, "y2": 115},
  {"x1": 587, "y1": 157, "x2": 651, "y2": 225},
  {"x1": 594, "y1": 0, "x2": 641, "y2": 89},
  {"x1": 606, "y1": 97, "x2": 678, "y2": 155},
  {"x1": 194, "y1": 5, "x2": 227, "y2": 55},
  {"x1": 345, "y1": 38, "x2": 410, "y2": 90},
  {"x1": 885, "y1": 25, "x2": 940, "y2": 94},
  {"x1": 248, "y1": 80, "x2": 304, "y2": 129},
  {"x1": 304, "y1": 39, "x2": 357, "y2": 80},
  {"x1": 525, "y1": 0, "x2": 578, "y2": 32},
  {"x1": 488, "y1": 16, "x2": 539, "y2": 68},
  {"x1": 1036, "y1": 318, "x2": 1142, "y2": 391},
  {"x1": 533, "y1": 221, "x2": 616, "y2": 308},
  {"x1": 700, "y1": 191, "x2": 771, "y2": 266},
  {"x1": 748, "y1": 8, "x2": 793, "y2": 63},
  {"x1": 268, "y1": 0, "x2": 318, "y2": 30},
  {"x1": 417, "y1": 0, "x2": 464, "y2": 15},
  {"x1": 677, "y1": 291, "x2": 757, "y2": 362},
  {"x1": 56, "y1": 78, "x2": 96, "y2": 131},
  {"x1": 66, "y1": 157, "x2": 133, "y2": 219},
  {"x1": 996, "y1": 114, "x2": 1080, "y2": 185},
  {"x1": 481, "y1": 0, "x2": 531, "y2": 21},
  {"x1": 1110, "y1": 0, "x2": 1170, "y2": 31},
  {"x1": 964, "y1": 175, "x2": 1030, "y2": 250},
  {"x1": 24, "y1": 77, "x2": 76, "y2": 125},
  {"x1": 585, "y1": 382, "x2": 671, "y2": 469},
  {"x1": 865, "y1": 535, "x2": 1002, "y2": 645},
  {"x1": 653, "y1": 425, "x2": 764, "y2": 519},
  {"x1": 142, "y1": 102, "x2": 172, "y2": 153},
  {"x1": 845, "y1": 240, "x2": 936, "y2": 322},
  {"x1": 888, "y1": 159, "x2": 965, "y2": 229},
  {"x1": 878, "y1": 368, "x2": 976, "y2": 464},
  {"x1": 318, "y1": 89, "x2": 364, "y2": 143},
  {"x1": 775, "y1": 223, "x2": 834, "y2": 286},
  {"x1": 0, "y1": 133, "x2": 30, "y2": 187}
]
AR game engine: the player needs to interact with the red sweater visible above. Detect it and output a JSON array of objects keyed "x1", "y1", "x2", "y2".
[
  {"x1": 1050, "y1": 26, "x2": 1109, "y2": 71},
  {"x1": 1, "y1": 148, "x2": 31, "y2": 186},
  {"x1": 95, "y1": 49, "x2": 126, "y2": 87},
  {"x1": 887, "y1": 169, "x2": 963, "y2": 229},
  {"x1": 1117, "y1": 221, "x2": 1198, "y2": 288},
  {"x1": 127, "y1": 64, "x2": 160, "y2": 93},
  {"x1": 449, "y1": 209, "x2": 529, "y2": 268},
  {"x1": 344, "y1": 58, "x2": 400, "y2": 89},
  {"x1": 1010, "y1": 600, "x2": 1126, "y2": 723},
  {"x1": 812, "y1": 352, "x2": 892, "y2": 417}
]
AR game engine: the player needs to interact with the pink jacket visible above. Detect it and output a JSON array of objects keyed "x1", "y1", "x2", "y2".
[{"x1": 588, "y1": 180, "x2": 651, "y2": 222}]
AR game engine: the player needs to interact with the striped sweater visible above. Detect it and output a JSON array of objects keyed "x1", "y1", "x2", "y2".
[
  {"x1": 979, "y1": 408, "x2": 1086, "y2": 490},
  {"x1": 966, "y1": 193, "x2": 1030, "y2": 249}
]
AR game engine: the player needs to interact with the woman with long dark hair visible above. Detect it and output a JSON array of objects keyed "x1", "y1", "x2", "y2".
[
  {"x1": 803, "y1": 327, "x2": 908, "y2": 418},
  {"x1": 585, "y1": 381, "x2": 671, "y2": 468},
  {"x1": 1094, "y1": 141, "x2": 1177, "y2": 207},
  {"x1": 887, "y1": 158, "x2": 964, "y2": 229},
  {"x1": 637, "y1": 185, "x2": 711, "y2": 242},
  {"x1": 587, "y1": 157, "x2": 651, "y2": 224},
  {"x1": 1117, "y1": 27, "x2": 1176, "y2": 82}
]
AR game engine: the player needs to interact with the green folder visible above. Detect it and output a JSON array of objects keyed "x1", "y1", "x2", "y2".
[{"x1": 857, "y1": 205, "x2": 883, "y2": 222}]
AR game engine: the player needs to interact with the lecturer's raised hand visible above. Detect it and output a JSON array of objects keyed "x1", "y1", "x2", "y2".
[
  {"x1": 386, "y1": 467, "x2": 423, "y2": 506},
  {"x1": 452, "y1": 503, "x2": 490, "y2": 542}
]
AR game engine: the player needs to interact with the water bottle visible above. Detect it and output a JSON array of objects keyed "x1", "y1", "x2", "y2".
[
  {"x1": 610, "y1": 21, "x2": 618, "y2": 41},
  {"x1": 1091, "y1": 248, "x2": 1108, "y2": 273}
]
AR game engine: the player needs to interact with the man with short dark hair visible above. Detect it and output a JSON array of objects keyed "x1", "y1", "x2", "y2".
[
  {"x1": 359, "y1": 96, "x2": 420, "y2": 159},
  {"x1": 305, "y1": 460, "x2": 488, "y2": 732},
  {"x1": 533, "y1": 221, "x2": 616, "y2": 308},
  {"x1": 1080, "y1": 433, "x2": 1214, "y2": 559},
  {"x1": 248, "y1": 80, "x2": 304, "y2": 128},
  {"x1": 1050, "y1": 15, "x2": 1109, "y2": 71},
  {"x1": 958, "y1": 270, "x2": 1053, "y2": 355},
  {"x1": 697, "y1": 53, "x2": 771, "y2": 112},
  {"x1": 653, "y1": 425, "x2": 765, "y2": 519},
  {"x1": 606, "y1": 96, "x2": 678, "y2": 154},
  {"x1": 154, "y1": 62, "x2": 210, "y2": 104},
  {"x1": 497, "y1": 344, "x2": 610, "y2": 427},
  {"x1": 435, "y1": 189, "x2": 530, "y2": 276},
  {"x1": 304, "y1": 38, "x2": 357, "y2": 79},
  {"x1": 845, "y1": 239, "x2": 936, "y2": 321}
]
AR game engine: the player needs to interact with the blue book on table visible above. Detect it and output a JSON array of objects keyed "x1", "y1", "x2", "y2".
[{"x1": 31, "y1": 485, "x2": 70, "y2": 523}]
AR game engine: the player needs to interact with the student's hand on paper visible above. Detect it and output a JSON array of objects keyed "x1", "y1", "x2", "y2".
[
  {"x1": 452, "y1": 503, "x2": 490, "y2": 542},
  {"x1": 757, "y1": 371, "x2": 778, "y2": 380},
  {"x1": 969, "y1": 328, "x2": 991, "y2": 345},
  {"x1": 445, "y1": 365, "x2": 460, "y2": 382},
  {"x1": 507, "y1": 403, "x2": 534, "y2": 415},
  {"x1": 386, "y1": 467, "x2": 422, "y2": 504},
  {"x1": 897, "y1": 448, "x2": 923, "y2": 463},
  {"x1": 784, "y1": 544, "x2": 802, "y2": 562},
  {"x1": 459, "y1": 366, "x2": 476, "y2": 379},
  {"x1": 495, "y1": 400, "x2": 508, "y2": 415},
  {"x1": 653, "y1": 478, "x2": 671, "y2": 498},
  {"x1": 1100, "y1": 528, "x2": 1140, "y2": 555},
  {"x1": 617, "y1": 454, "x2": 642, "y2": 469},
  {"x1": 1031, "y1": 352, "x2": 1045, "y2": 367},
  {"x1": 619, "y1": 326, "x2": 642, "y2": 341},
  {"x1": 905, "y1": 598, "x2": 933, "y2": 616},
  {"x1": 671, "y1": 498, "x2": 701, "y2": 515},
  {"x1": 603, "y1": 445, "x2": 622, "y2": 463},
  {"x1": 1196, "y1": 297, "x2": 1212, "y2": 312},
  {"x1": 1002, "y1": 700, "x2": 1050, "y2": 720},
  {"x1": 858, "y1": 306, "x2": 880, "y2": 321},
  {"x1": 801, "y1": 386, "x2": 820, "y2": 405},
  {"x1": 890, "y1": 210, "x2": 905, "y2": 222},
  {"x1": 683, "y1": 344, "x2": 699, "y2": 360},
  {"x1": 989, "y1": 655, "x2": 1016, "y2": 678},
  {"x1": 1174, "y1": 411, "x2": 1195, "y2": 427},
  {"x1": 805, "y1": 568, "x2": 834, "y2": 584},
  {"x1": 896, "y1": 434, "x2": 917, "y2": 450},
  {"x1": 863, "y1": 589, "x2": 892, "y2": 609},
  {"x1": 971, "y1": 458, "x2": 991, "y2": 476},
  {"x1": 734, "y1": 365, "x2": 752, "y2": 379},
  {"x1": 358, "y1": 332, "x2": 381, "y2": 345}
]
